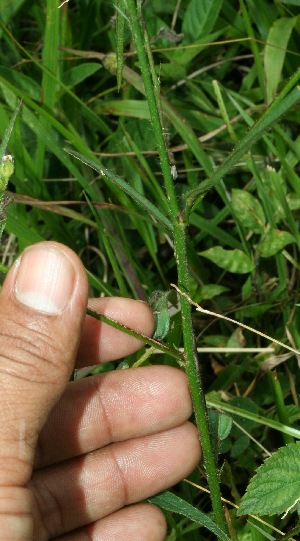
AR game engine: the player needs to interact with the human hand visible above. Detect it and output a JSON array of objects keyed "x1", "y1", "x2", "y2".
[{"x1": 0, "y1": 241, "x2": 200, "y2": 540}]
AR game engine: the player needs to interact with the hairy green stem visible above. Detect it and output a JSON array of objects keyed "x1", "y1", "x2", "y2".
[
  {"x1": 87, "y1": 308, "x2": 183, "y2": 361},
  {"x1": 125, "y1": 0, "x2": 228, "y2": 534},
  {"x1": 174, "y1": 222, "x2": 228, "y2": 533},
  {"x1": 125, "y1": 0, "x2": 178, "y2": 219}
]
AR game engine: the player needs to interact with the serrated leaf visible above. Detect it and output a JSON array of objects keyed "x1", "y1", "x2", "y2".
[
  {"x1": 148, "y1": 491, "x2": 230, "y2": 540},
  {"x1": 238, "y1": 442, "x2": 300, "y2": 517},
  {"x1": 182, "y1": 0, "x2": 223, "y2": 41},
  {"x1": 265, "y1": 17, "x2": 296, "y2": 104},
  {"x1": 231, "y1": 189, "x2": 265, "y2": 233},
  {"x1": 257, "y1": 229, "x2": 294, "y2": 257},
  {"x1": 199, "y1": 246, "x2": 255, "y2": 274}
]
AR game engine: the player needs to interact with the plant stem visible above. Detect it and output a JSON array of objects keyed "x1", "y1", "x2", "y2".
[
  {"x1": 125, "y1": 0, "x2": 178, "y2": 219},
  {"x1": 174, "y1": 221, "x2": 228, "y2": 534},
  {"x1": 125, "y1": 0, "x2": 228, "y2": 534},
  {"x1": 267, "y1": 371, "x2": 293, "y2": 445}
]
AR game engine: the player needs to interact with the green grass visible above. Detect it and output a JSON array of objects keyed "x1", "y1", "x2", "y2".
[{"x1": 1, "y1": 0, "x2": 300, "y2": 538}]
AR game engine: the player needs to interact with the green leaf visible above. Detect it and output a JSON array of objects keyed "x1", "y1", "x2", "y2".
[
  {"x1": 149, "y1": 290, "x2": 175, "y2": 340},
  {"x1": 218, "y1": 413, "x2": 233, "y2": 441},
  {"x1": 64, "y1": 149, "x2": 173, "y2": 232},
  {"x1": 196, "y1": 284, "x2": 229, "y2": 302},
  {"x1": 265, "y1": 17, "x2": 297, "y2": 104},
  {"x1": 148, "y1": 491, "x2": 230, "y2": 541},
  {"x1": 238, "y1": 442, "x2": 300, "y2": 517},
  {"x1": 95, "y1": 99, "x2": 150, "y2": 119},
  {"x1": 199, "y1": 246, "x2": 255, "y2": 274},
  {"x1": 62, "y1": 63, "x2": 101, "y2": 89},
  {"x1": 0, "y1": 0, "x2": 26, "y2": 24},
  {"x1": 0, "y1": 67, "x2": 40, "y2": 100},
  {"x1": 230, "y1": 435, "x2": 250, "y2": 458},
  {"x1": 280, "y1": 0, "x2": 300, "y2": 3},
  {"x1": 231, "y1": 189, "x2": 265, "y2": 233},
  {"x1": 206, "y1": 397, "x2": 300, "y2": 440},
  {"x1": 228, "y1": 397, "x2": 259, "y2": 433},
  {"x1": 6, "y1": 206, "x2": 44, "y2": 246},
  {"x1": 182, "y1": 0, "x2": 223, "y2": 41},
  {"x1": 122, "y1": 65, "x2": 213, "y2": 176},
  {"x1": 257, "y1": 229, "x2": 294, "y2": 257},
  {"x1": 235, "y1": 303, "x2": 273, "y2": 319},
  {"x1": 185, "y1": 80, "x2": 300, "y2": 202},
  {"x1": 0, "y1": 100, "x2": 21, "y2": 165}
]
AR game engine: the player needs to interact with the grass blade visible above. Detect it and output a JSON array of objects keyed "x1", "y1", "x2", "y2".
[
  {"x1": 206, "y1": 398, "x2": 300, "y2": 440},
  {"x1": 115, "y1": 0, "x2": 126, "y2": 91},
  {"x1": 185, "y1": 84, "x2": 300, "y2": 203},
  {"x1": 0, "y1": 100, "x2": 21, "y2": 162}
]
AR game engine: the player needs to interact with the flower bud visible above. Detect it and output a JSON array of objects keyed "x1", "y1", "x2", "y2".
[
  {"x1": 0, "y1": 155, "x2": 14, "y2": 191},
  {"x1": 103, "y1": 52, "x2": 118, "y2": 75}
]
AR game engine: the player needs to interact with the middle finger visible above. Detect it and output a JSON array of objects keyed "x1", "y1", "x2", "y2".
[{"x1": 35, "y1": 366, "x2": 193, "y2": 468}]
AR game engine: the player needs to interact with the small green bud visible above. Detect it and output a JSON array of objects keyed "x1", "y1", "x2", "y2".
[
  {"x1": 0, "y1": 155, "x2": 14, "y2": 191},
  {"x1": 103, "y1": 52, "x2": 118, "y2": 75}
]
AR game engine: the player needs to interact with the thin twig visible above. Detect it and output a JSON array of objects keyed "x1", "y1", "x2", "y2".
[{"x1": 171, "y1": 284, "x2": 300, "y2": 357}]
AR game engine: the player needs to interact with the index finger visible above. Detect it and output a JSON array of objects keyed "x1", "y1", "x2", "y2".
[{"x1": 76, "y1": 297, "x2": 155, "y2": 367}]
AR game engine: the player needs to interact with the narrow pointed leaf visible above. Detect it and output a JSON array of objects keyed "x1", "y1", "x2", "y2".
[
  {"x1": 64, "y1": 148, "x2": 173, "y2": 231},
  {"x1": 148, "y1": 491, "x2": 230, "y2": 541},
  {"x1": 206, "y1": 398, "x2": 300, "y2": 440},
  {"x1": 185, "y1": 84, "x2": 300, "y2": 201},
  {"x1": 115, "y1": 1, "x2": 126, "y2": 91},
  {"x1": 265, "y1": 17, "x2": 296, "y2": 105},
  {"x1": 0, "y1": 100, "x2": 21, "y2": 163}
]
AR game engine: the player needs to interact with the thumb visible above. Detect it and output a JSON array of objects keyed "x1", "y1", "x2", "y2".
[{"x1": 0, "y1": 242, "x2": 88, "y2": 537}]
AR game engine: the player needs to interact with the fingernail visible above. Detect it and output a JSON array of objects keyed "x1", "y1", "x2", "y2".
[{"x1": 14, "y1": 245, "x2": 75, "y2": 315}]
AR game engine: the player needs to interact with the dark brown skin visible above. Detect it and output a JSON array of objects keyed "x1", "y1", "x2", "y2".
[{"x1": 0, "y1": 241, "x2": 201, "y2": 540}]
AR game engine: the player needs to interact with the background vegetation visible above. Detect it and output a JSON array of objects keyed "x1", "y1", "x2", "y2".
[{"x1": 1, "y1": 0, "x2": 300, "y2": 538}]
